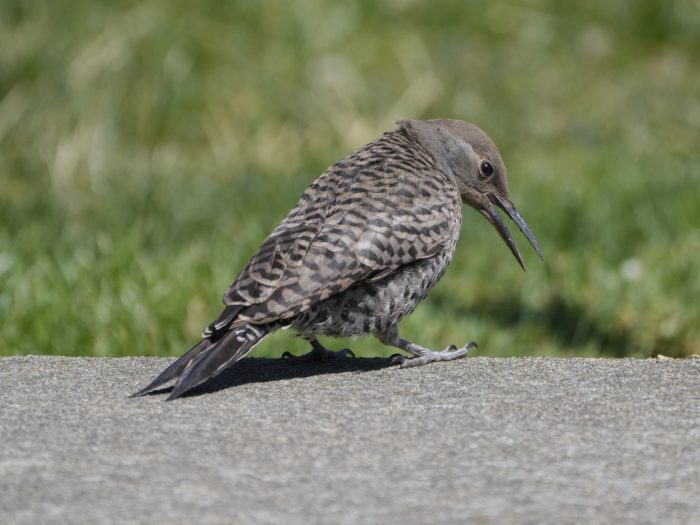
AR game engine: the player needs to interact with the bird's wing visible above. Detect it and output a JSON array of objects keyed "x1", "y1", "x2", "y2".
[{"x1": 224, "y1": 132, "x2": 462, "y2": 324}]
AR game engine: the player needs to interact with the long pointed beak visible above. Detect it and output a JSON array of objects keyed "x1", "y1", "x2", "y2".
[{"x1": 481, "y1": 194, "x2": 544, "y2": 271}]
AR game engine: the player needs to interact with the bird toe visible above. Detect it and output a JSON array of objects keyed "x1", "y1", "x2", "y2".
[{"x1": 389, "y1": 353, "x2": 408, "y2": 366}]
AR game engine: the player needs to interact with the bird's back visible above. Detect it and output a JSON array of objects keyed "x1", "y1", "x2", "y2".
[{"x1": 223, "y1": 128, "x2": 463, "y2": 327}]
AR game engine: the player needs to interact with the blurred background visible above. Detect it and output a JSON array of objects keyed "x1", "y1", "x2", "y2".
[{"x1": 1, "y1": 1, "x2": 698, "y2": 359}]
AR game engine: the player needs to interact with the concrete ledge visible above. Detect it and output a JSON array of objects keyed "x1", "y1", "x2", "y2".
[{"x1": 1, "y1": 356, "x2": 698, "y2": 524}]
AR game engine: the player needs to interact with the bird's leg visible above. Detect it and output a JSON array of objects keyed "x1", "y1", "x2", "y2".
[
  {"x1": 377, "y1": 325, "x2": 476, "y2": 368},
  {"x1": 282, "y1": 337, "x2": 355, "y2": 364}
]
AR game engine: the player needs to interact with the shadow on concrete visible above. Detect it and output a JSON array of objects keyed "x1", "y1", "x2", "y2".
[{"x1": 148, "y1": 357, "x2": 395, "y2": 399}]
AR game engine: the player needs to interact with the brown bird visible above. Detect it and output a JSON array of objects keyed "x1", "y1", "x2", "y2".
[{"x1": 133, "y1": 119, "x2": 542, "y2": 400}]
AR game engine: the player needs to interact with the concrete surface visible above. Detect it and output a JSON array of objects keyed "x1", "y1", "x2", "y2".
[{"x1": 1, "y1": 355, "x2": 698, "y2": 525}]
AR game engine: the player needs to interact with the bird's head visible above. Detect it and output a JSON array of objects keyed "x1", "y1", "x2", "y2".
[{"x1": 399, "y1": 118, "x2": 543, "y2": 270}]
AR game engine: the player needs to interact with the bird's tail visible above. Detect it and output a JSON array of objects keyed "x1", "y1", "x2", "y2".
[{"x1": 131, "y1": 323, "x2": 268, "y2": 400}]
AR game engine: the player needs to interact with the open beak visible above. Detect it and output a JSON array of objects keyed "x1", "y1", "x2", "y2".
[{"x1": 480, "y1": 194, "x2": 544, "y2": 271}]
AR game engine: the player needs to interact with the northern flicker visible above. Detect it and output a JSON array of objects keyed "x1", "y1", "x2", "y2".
[{"x1": 133, "y1": 119, "x2": 543, "y2": 400}]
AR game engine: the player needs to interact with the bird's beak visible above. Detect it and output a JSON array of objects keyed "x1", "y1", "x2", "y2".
[{"x1": 480, "y1": 194, "x2": 544, "y2": 271}]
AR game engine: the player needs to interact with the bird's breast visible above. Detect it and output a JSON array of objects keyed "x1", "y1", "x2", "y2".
[{"x1": 289, "y1": 235, "x2": 459, "y2": 339}]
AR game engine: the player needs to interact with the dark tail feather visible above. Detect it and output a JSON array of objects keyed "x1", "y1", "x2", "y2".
[
  {"x1": 203, "y1": 304, "x2": 244, "y2": 338},
  {"x1": 167, "y1": 323, "x2": 267, "y2": 400},
  {"x1": 130, "y1": 338, "x2": 214, "y2": 397}
]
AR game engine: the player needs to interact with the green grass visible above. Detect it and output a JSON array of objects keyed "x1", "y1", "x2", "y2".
[{"x1": 1, "y1": 1, "x2": 699, "y2": 358}]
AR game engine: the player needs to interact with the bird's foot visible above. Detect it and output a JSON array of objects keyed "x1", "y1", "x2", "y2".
[
  {"x1": 390, "y1": 341, "x2": 477, "y2": 368},
  {"x1": 282, "y1": 339, "x2": 355, "y2": 365}
]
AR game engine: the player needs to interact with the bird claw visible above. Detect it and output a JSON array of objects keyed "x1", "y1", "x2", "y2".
[
  {"x1": 395, "y1": 341, "x2": 477, "y2": 369},
  {"x1": 389, "y1": 353, "x2": 407, "y2": 365},
  {"x1": 326, "y1": 348, "x2": 356, "y2": 362}
]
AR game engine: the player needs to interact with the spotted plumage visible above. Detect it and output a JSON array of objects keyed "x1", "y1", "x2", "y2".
[{"x1": 133, "y1": 119, "x2": 543, "y2": 400}]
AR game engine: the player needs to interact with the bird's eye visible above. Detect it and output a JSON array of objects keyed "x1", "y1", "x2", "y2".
[{"x1": 479, "y1": 160, "x2": 494, "y2": 180}]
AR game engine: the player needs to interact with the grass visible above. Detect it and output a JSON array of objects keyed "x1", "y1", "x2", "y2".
[{"x1": 1, "y1": 1, "x2": 699, "y2": 359}]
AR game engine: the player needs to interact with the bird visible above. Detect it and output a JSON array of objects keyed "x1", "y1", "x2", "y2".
[{"x1": 132, "y1": 118, "x2": 543, "y2": 400}]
